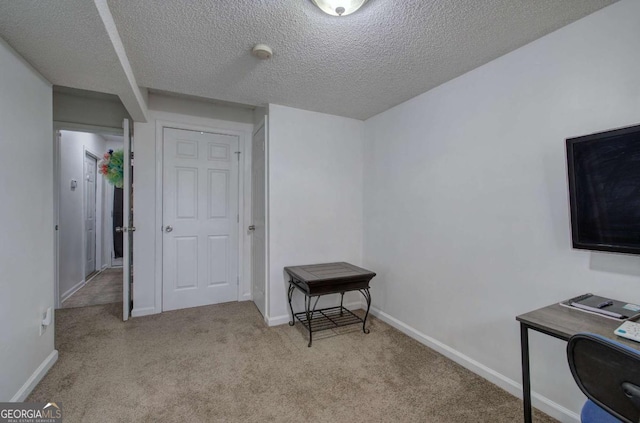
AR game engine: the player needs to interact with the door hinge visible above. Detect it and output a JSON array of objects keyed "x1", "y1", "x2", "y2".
[
  {"x1": 55, "y1": 224, "x2": 59, "y2": 231},
  {"x1": 235, "y1": 151, "x2": 241, "y2": 161}
]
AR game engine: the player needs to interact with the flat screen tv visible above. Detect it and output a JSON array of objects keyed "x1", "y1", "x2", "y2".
[{"x1": 566, "y1": 124, "x2": 640, "y2": 255}]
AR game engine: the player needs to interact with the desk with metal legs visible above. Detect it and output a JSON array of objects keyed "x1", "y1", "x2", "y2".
[{"x1": 516, "y1": 303, "x2": 640, "y2": 422}]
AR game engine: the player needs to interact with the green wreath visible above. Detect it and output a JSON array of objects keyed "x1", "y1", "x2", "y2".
[{"x1": 98, "y1": 149, "x2": 124, "y2": 188}]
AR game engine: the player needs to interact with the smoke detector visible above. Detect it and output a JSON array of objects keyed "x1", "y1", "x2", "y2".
[{"x1": 252, "y1": 44, "x2": 273, "y2": 60}]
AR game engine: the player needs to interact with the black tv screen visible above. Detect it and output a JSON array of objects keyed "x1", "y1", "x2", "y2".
[{"x1": 566, "y1": 124, "x2": 640, "y2": 255}]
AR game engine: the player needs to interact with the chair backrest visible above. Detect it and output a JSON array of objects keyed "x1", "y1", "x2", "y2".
[{"x1": 567, "y1": 333, "x2": 640, "y2": 423}]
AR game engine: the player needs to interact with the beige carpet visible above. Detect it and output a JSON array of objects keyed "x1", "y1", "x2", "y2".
[
  {"x1": 61, "y1": 268, "x2": 123, "y2": 309},
  {"x1": 28, "y1": 302, "x2": 557, "y2": 422}
]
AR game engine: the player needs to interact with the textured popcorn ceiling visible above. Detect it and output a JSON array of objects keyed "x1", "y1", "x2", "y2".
[
  {"x1": 0, "y1": 0, "x2": 616, "y2": 120},
  {"x1": 0, "y1": 0, "x2": 126, "y2": 96},
  {"x1": 0, "y1": 0, "x2": 147, "y2": 120}
]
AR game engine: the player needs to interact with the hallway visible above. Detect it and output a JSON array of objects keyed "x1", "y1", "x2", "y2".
[{"x1": 61, "y1": 268, "x2": 122, "y2": 309}]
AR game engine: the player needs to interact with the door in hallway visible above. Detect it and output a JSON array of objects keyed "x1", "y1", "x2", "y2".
[
  {"x1": 162, "y1": 128, "x2": 240, "y2": 311},
  {"x1": 84, "y1": 153, "x2": 97, "y2": 277},
  {"x1": 251, "y1": 123, "x2": 266, "y2": 317}
]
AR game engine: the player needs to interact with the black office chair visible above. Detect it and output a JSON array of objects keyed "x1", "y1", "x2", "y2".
[{"x1": 567, "y1": 333, "x2": 640, "y2": 423}]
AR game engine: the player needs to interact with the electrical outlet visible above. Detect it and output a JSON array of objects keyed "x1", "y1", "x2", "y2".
[{"x1": 40, "y1": 307, "x2": 52, "y2": 336}]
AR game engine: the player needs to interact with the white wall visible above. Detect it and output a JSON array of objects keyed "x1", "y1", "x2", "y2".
[
  {"x1": 253, "y1": 106, "x2": 267, "y2": 127},
  {"x1": 58, "y1": 131, "x2": 107, "y2": 302},
  {"x1": 362, "y1": 1, "x2": 640, "y2": 420},
  {"x1": 148, "y1": 93, "x2": 254, "y2": 124},
  {"x1": 0, "y1": 37, "x2": 56, "y2": 401},
  {"x1": 267, "y1": 104, "x2": 365, "y2": 324},
  {"x1": 53, "y1": 87, "x2": 131, "y2": 130},
  {"x1": 132, "y1": 97, "x2": 253, "y2": 317}
]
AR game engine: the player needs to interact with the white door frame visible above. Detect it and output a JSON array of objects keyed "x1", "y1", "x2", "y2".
[
  {"x1": 251, "y1": 117, "x2": 270, "y2": 321},
  {"x1": 52, "y1": 122, "x2": 124, "y2": 308},
  {"x1": 53, "y1": 130, "x2": 61, "y2": 309},
  {"x1": 154, "y1": 119, "x2": 252, "y2": 313},
  {"x1": 122, "y1": 118, "x2": 132, "y2": 321},
  {"x1": 82, "y1": 149, "x2": 99, "y2": 280}
]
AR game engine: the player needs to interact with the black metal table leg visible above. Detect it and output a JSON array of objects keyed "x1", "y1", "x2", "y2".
[
  {"x1": 521, "y1": 323, "x2": 532, "y2": 423},
  {"x1": 359, "y1": 288, "x2": 372, "y2": 334},
  {"x1": 340, "y1": 292, "x2": 345, "y2": 316},
  {"x1": 287, "y1": 282, "x2": 295, "y2": 326},
  {"x1": 305, "y1": 295, "x2": 313, "y2": 347}
]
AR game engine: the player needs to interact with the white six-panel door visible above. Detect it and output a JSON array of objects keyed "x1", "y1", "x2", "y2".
[{"x1": 162, "y1": 128, "x2": 240, "y2": 311}]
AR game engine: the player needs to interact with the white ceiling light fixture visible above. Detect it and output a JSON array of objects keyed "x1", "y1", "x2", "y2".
[{"x1": 311, "y1": 0, "x2": 369, "y2": 17}]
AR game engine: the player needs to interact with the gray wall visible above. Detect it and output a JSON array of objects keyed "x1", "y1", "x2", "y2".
[
  {"x1": 57, "y1": 131, "x2": 107, "y2": 302},
  {"x1": 53, "y1": 86, "x2": 130, "y2": 130},
  {"x1": 0, "y1": 37, "x2": 55, "y2": 401},
  {"x1": 148, "y1": 92, "x2": 254, "y2": 124},
  {"x1": 362, "y1": 1, "x2": 640, "y2": 420}
]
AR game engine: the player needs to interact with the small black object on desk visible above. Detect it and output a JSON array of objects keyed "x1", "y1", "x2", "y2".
[
  {"x1": 563, "y1": 293, "x2": 633, "y2": 320},
  {"x1": 284, "y1": 262, "x2": 376, "y2": 347}
]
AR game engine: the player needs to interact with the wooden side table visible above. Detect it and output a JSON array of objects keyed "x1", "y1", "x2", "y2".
[{"x1": 284, "y1": 262, "x2": 376, "y2": 347}]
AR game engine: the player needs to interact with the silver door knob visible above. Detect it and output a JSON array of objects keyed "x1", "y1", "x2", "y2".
[
  {"x1": 128, "y1": 226, "x2": 136, "y2": 232},
  {"x1": 115, "y1": 226, "x2": 123, "y2": 233},
  {"x1": 248, "y1": 225, "x2": 255, "y2": 231},
  {"x1": 165, "y1": 225, "x2": 173, "y2": 233}
]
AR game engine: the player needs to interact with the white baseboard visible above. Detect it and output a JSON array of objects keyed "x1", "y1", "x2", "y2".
[
  {"x1": 240, "y1": 293, "x2": 252, "y2": 302},
  {"x1": 11, "y1": 350, "x2": 59, "y2": 402},
  {"x1": 267, "y1": 314, "x2": 290, "y2": 326},
  {"x1": 369, "y1": 307, "x2": 579, "y2": 423},
  {"x1": 60, "y1": 279, "x2": 85, "y2": 303},
  {"x1": 131, "y1": 307, "x2": 157, "y2": 317},
  {"x1": 267, "y1": 301, "x2": 363, "y2": 327}
]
